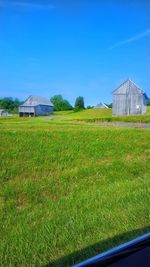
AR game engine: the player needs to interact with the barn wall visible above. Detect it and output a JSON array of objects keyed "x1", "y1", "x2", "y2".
[
  {"x1": 35, "y1": 105, "x2": 54, "y2": 116},
  {"x1": 113, "y1": 94, "x2": 147, "y2": 115},
  {"x1": 129, "y1": 94, "x2": 141, "y2": 115},
  {"x1": 19, "y1": 106, "x2": 35, "y2": 113},
  {"x1": 113, "y1": 79, "x2": 148, "y2": 116},
  {"x1": 142, "y1": 95, "x2": 147, "y2": 114},
  {"x1": 113, "y1": 93, "x2": 147, "y2": 115},
  {"x1": 128, "y1": 93, "x2": 147, "y2": 115},
  {"x1": 19, "y1": 105, "x2": 54, "y2": 116},
  {"x1": 112, "y1": 94, "x2": 127, "y2": 115}
]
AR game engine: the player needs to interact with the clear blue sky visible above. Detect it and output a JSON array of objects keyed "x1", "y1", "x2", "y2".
[{"x1": 0, "y1": 0, "x2": 150, "y2": 106}]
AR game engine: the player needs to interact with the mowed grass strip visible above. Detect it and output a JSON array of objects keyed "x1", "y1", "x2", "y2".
[{"x1": 0, "y1": 119, "x2": 150, "y2": 267}]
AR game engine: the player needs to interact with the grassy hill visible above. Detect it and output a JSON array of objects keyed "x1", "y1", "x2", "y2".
[
  {"x1": 54, "y1": 106, "x2": 150, "y2": 123},
  {"x1": 0, "y1": 114, "x2": 150, "y2": 266}
]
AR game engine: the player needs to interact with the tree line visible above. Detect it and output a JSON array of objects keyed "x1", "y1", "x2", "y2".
[
  {"x1": 0, "y1": 97, "x2": 23, "y2": 113},
  {"x1": 0, "y1": 95, "x2": 149, "y2": 113},
  {"x1": 50, "y1": 95, "x2": 85, "y2": 111},
  {"x1": 0, "y1": 95, "x2": 86, "y2": 113}
]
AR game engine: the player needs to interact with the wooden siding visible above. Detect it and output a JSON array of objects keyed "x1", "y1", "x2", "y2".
[
  {"x1": 112, "y1": 80, "x2": 147, "y2": 115},
  {"x1": 19, "y1": 105, "x2": 53, "y2": 116},
  {"x1": 35, "y1": 105, "x2": 53, "y2": 116},
  {"x1": 19, "y1": 106, "x2": 35, "y2": 114}
]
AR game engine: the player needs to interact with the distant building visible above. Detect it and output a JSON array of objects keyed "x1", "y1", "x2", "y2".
[
  {"x1": 94, "y1": 102, "x2": 109, "y2": 109},
  {"x1": 0, "y1": 109, "x2": 8, "y2": 116},
  {"x1": 19, "y1": 96, "x2": 54, "y2": 117},
  {"x1": 112, "y1": 80, "x2": 148, "y2": 115}
]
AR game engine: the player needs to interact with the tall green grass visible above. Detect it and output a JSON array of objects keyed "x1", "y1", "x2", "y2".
[
  {"x1": 0, "y1": 118, "x2": 150, "y2": 266},
  {"x1": 1, "y1": 106, "x2": 149, "y2": 124},
  {"x1": 55, "y1": 107, "x2": 150, "y2": 123},
  {"x1": 75, "y1": 115, "x2": 150, "y2": 123}
]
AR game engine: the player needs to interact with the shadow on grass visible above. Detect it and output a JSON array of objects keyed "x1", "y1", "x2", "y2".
[{"x1": 44, "y1": 226, "x2": 150, "y2": 267}]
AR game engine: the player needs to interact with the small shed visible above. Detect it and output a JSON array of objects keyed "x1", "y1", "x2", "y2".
[
  {"x1": 94, "y1": 102, "x2": 109, "y2": 109},
  {"x1": 112, "y1": 80, "x2": 148, "y2": 115},
  {"x1": 19, "y1": 95, "x2": 54, "y2": 117},
  {"x1": 0, "y1": 109, "x2": 8, "y2": 116}
]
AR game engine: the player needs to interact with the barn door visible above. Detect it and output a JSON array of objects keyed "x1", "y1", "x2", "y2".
[{"x1": 126, "y1": 93, "x2": 131, "y2": 115}]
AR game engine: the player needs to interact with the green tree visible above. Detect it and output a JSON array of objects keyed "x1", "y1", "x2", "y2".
[
  {"x1": 50, "y1": 95, "x2": 72, "y2": 111},
  {"x1": 86, "y1": 105, "x2": 94, "y2": 109},
  {"x1": 0, "y1": 97, "x2": 22, "y2": 113},
  {"x1": 61, "y1": 99, "x2": 73, "y2": 111},
  {"x1": 74, "y1": 96, "x2": 85, "y2": 110}
]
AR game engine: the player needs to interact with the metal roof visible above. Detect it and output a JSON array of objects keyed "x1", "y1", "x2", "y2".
[{"x1": 20, "y1": 95, "x2": 54, "y2": 107}]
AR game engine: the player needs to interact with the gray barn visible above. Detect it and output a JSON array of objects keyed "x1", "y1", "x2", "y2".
[
  {"x1": 112, "y1": 80, "x2": 148, "y2": 115},
  {"x1": 19, "y1": 96, "x2": 54, "y2": 117}
]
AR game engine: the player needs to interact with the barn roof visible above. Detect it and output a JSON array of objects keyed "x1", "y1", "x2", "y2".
[
  {"x1": 113, "y1": 79, "x2": 147, "y2": 96},
  {"x1": 94, "y1": 102, "x2": 108, "y2": 108},
  {"x1": 20, "y1": 96, "x2": 54, "y2": 107}
]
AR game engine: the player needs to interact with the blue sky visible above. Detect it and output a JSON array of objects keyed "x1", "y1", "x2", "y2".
[{"x1": 0, "y1": 0, "x2": 150, "y2": 106}]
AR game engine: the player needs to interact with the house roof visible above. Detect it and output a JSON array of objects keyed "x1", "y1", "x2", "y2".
[
  {"x1": 20, "y1": 96, "x2": 54, "y2": 107},
  {"x1": 112, "y1": 79, "x2": 147, "y2": 96}
]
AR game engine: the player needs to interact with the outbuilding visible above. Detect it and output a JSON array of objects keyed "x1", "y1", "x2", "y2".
[
  {"x1": 112, "y1": 80, "x2": 148, "y2": 115},
  {"x1": 0, "y1": 109, "x2": 8, "y2": 116},
  {"x1": 19, "y1": 95, "x2": 54, "y2": 117}
]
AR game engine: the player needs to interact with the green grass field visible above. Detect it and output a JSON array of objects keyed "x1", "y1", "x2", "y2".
[
  {"x1": 53, "y1": 107, "x2": 150, "y2": 124},
  {"x1": 55, "y1": 106, "x2": 150, "y2": 123},
  {"x1": 0, "y1": 111, "x2": 150, "y2": 267}
]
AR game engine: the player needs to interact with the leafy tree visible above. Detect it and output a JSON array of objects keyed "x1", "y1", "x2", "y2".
[
  {"x1": 50, "y1": 95, "x2": 63, "y2": 111},
  {"x1": 0, "y1": 97, "x2": 22, "y2": 113},
  {"x1": 74, "y1": 96, "x2": 85, "y2": 110},
  {"x1": 61, "y1": 99, "x2": 73, "y2": 110},
  {"x1": 50, "y1": 95, "x2": 72, "y2": 111}
]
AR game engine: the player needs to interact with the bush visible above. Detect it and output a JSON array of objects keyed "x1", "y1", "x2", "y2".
[
  {"x1": 87, "y1": 105, "x2": 94, "y2": 109},
  {"x1": 74, "y1": 106, "x2": 83, "y2": 112}
]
